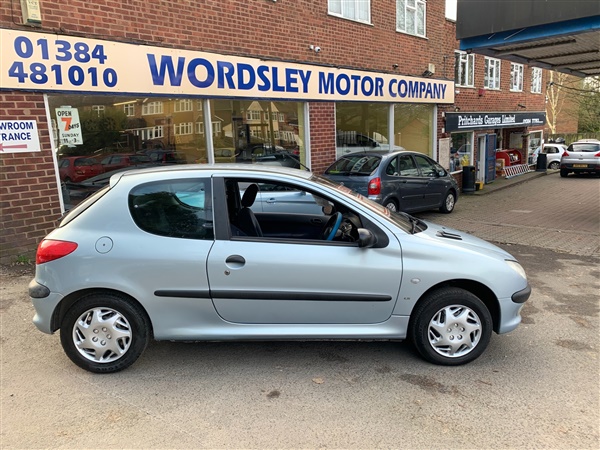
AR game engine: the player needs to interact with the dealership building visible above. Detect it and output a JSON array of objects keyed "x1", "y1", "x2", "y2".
[{"x1": 3, "y1": 0, "x2": 594, "y2": 263}]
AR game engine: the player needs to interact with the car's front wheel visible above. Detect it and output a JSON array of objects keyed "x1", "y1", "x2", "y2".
[
  {"x1": 410, "y1": 287, "x2": 492, "y2": 365},
  {"x1": 60, "y1": 293, "x2": 150, "y2": 373},
  {"x1": 439, "y1": 191, "x2": 456, "y2": 214}
]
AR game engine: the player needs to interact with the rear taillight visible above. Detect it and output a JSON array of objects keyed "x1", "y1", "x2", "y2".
[
  {"x1": 36, "y1": 239, "x2": 78, "y2": 264},
  {"x1": 562, "y1": 151, "x2": 569, "y2": 157},
  {"x1": 595, "y1": 152, "x2": 600, "y2": 157},
  {"x1": 368, "y1": 177, "x2": 381, "y2": 195}
]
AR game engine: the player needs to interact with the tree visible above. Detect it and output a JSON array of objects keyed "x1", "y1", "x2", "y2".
[{"x1": 578, "y1": 76, "x2": 600, "y2": 133}]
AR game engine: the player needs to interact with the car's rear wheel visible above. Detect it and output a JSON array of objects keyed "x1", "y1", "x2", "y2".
[
  {"x1": 560, "y1": 169, "x2": 569, "y2": 178},
  {"x1": 60, "y1": 293, "x2": 150, "y2": 373},
  {"x1": 548, "y1": 161, "x2": 559, "y2": 170},
  {"x1": 439, "y1": 191, "x2": 456, "y2": 214},
  {"x1": 384, "y1": 199, "x2": 398, "y2": 212},
  {"x1": 410, "y1": 287, "x2": 492, "y2": 365}
]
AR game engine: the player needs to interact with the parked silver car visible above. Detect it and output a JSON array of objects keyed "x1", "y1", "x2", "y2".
[
  {"x1": 560, "y1": 140, "x2": 600, "y2": 177},
  {"x1": 30, "y1": 165, "x2": 530, "y2": 373},
  {"x1": 323, "y1": 151, "x2": 459, "y2": 214},
  {"x1": 530, "y1": 143, "x2": 567, "y2": 169}
]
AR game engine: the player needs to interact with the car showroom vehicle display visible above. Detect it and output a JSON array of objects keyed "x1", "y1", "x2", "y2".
[
  {"x1": 29, "y1": 165, "x2": 530, "y2": 373},
  {"x1": 560, "y1": 139, "x2": 600, "y2": 177},
  {"x1": 58, "y1": 156, "x2": 104, "y2": 183},
  {"x1": 323, "y1": 150, "x2": 459, "y2": 214}
]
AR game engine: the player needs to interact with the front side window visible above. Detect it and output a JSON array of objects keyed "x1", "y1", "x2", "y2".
[
  {"x1": 510, "y1": 63, "x2": 524, "y2": 91},
  {"x1": 413, "y1": 154, "x2": 437, "y2": 177},
  {"x1": 129, "y1": 179, "x2": 213, "y2": 240},
  {"x1": 484, "y1": 57, "x2": 501, "y2": 90},
  {"x1": 455, "y1": 51, "x2": 474, "y2": 87},
  {"x1": 328, "y1": 0, "x2": 371, "y2": 24},
  {"x1": 396, "y1": 0, "x2": 426, "y2": 37},
  {"x1": 531, "y1": 67, "x2": 542, "y2": 93}
]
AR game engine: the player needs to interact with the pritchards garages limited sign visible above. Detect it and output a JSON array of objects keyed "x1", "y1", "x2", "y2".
[{"x1": 0, "y1": 28, "x2": 454, "y2": 104}]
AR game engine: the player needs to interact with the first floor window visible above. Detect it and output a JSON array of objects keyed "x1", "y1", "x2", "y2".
[
  {"x1": 174, "y1": 99, "x2": 193, "y2": 112},
  {"x1": 328, "y1": 0, "x2": 370, "y2": 24},
  {"x1": 531, "y1": 67, "x2": 542, "y2": 93},
  {"x1": 455, "y1": 51, "x2": 475, "y2": 87},
  {"x1": 511, "y1": 63, "x2": 524, "y2": 91},
  {"x1": 142, "y1": 101, "x2": 163, "y2": 115},
  {"x1": 484, "y1": 57, "x2": 501, "y2": 90},
  {"x1": 396, "y1": 0, "x2": 426, "y2": 37},
  {"x1": 92, "y1": 105, "x2": 105, "y2": 116},
  {"x1": 123, "y1": 103, "x2": 134, "y2": 116}
]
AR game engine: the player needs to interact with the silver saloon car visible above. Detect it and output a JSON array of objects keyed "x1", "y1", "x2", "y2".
[{"x1": 30, "y1": 165, "x2": 530, "y2": 373}]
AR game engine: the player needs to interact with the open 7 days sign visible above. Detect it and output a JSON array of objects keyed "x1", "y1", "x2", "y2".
[
  {"x1": 55, "y1": 107, "x2": 83, "y2": 145},
  {"x1": 0, "y1": 28, "x2": 454, "y2": 104}
]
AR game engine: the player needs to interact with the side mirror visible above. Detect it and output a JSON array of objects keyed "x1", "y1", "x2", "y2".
[{"x1": 357, "y1": 228, "x2": 376, "y2": 248}]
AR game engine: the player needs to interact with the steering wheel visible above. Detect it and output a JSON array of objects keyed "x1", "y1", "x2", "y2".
[{"x1": 322, "y1": 212, "x2": 343, "y2": 241}]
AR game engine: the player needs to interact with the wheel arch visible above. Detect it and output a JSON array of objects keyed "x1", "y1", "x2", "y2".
[
  {"x1": 408, "y1": 279, "x2": 501, "y2": 333},
  {"x1": 51, "y1": 288, "x2": 154, "y2": 338}
]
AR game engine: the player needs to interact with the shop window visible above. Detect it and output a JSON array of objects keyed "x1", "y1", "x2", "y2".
[
  {"x1": 393, "y1": 103, "x2": 434, "y2": 158},
  {"x1": 455, "y1": 51, "x2": 474, "y2": 87},
  {"x1": 484, "y1": 57, "x2": 501, "y2": 90},
  {"x1": 531, "y1": 68, "x2": 542, "y2": 94},
  {"x1": 510, "y1": 63, "x2": 524, "y2": 92},
  {"x1": 328, "y1": 0, "x2": 371, "y2": 24},
  {"x1": 396, "y1": 0, "x2": 426, "y2": 38},
  {"x1": 450, "y1": 132, "x2": 472, "y2": 171},
  {"x1": 210, "y1": 99, "x2": 305, "y2": 168}
]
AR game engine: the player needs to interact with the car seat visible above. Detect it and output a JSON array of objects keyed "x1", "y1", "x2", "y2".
[{"x1": 236, "y1": 184, "x2": 263, "y2": 237}]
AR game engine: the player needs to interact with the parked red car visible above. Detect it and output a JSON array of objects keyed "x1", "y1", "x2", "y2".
[
  {"x1": 58, "y1": 156, "x2": 104, "y2": 183},
  {"x1": 98, "y1": 153, "x2": 153, "y2": 172}
]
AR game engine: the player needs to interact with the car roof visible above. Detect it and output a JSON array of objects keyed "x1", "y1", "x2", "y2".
[
  {"x1": 109, "y1": 163, "x2": 313, "y2": 186},
  {"x1": 342, "y1": 150, "x2": 418, "y2": 158}
]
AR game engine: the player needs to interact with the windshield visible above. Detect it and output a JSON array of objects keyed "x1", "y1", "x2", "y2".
[
  {"x1": 312, "y1": 174, "x2": 416, "y2": 234},
  {"x1": 324, "y1": 154, "x2": 381, "y2": 176}
]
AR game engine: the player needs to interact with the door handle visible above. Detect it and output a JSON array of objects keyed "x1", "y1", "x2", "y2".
[
  {"x1": 266, "y1": 198, "x2": 276, "y2": 204},
  {"x1": 225, "y1": 255, "x2": 246, "y2": 266},
  {"x1": 310, "y1": 218, "x2": 323, "y2": 224}
]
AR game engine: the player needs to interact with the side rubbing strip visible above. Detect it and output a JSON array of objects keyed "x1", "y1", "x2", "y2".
[
  {"x1": 211, "y1": 291, "x2": 392, "y2": 302},
  {"x1": 155, "y1": 290, "x2": 211, "y2": 298}
]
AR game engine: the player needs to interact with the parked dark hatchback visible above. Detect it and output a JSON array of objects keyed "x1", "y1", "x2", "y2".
[{"x1": 323, "y1": 151, "x2": 459, "y2": 214}]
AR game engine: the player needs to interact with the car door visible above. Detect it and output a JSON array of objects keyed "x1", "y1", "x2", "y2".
[
  {"x1": 387, "y1": 154, "x2": 428, "y2": 211},
  {"x1": 207, "y1": 176, "x2": 403, "y2": 324},
  {"x1": 413, "y1": 154, "x2": 446, "y2": 209}
]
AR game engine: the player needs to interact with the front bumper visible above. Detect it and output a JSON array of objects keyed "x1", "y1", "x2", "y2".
[{"x1": 497, "y1": 283, "x2": 531, "y2": 334}]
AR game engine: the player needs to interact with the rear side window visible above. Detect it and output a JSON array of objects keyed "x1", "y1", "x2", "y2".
[
  {"x1": 568, "y1": 143, "x2": 600, "y2": 152},
  {"x1": 74, "y1": 158, "x2": 98, "y2": 167},
  {"x1": 129, "y1": 178, "x2": 214, "y2": 240},
  {"x1": 325, "y1": 155, "x2": 381, "y2": 175}
]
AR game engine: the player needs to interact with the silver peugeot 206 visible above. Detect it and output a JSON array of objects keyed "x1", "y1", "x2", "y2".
[{"x1": 29, "y1": 164, "x2": 530, "y2": 373}]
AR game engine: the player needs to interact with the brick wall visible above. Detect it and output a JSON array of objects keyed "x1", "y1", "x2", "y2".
[{"x1": 0, "y1": 93, "x2": 62, "y2": 263}]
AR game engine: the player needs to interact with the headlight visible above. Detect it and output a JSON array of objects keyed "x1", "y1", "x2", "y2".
[{"x1": 505, "y1": 260, "x2": 527, "y2": 280}]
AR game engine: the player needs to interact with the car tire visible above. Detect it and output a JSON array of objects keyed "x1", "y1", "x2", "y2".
[
  {"x1": 410, "y1": 287, "x2": 492, "y2": 365},
  {"x1": 60, "y1": 292, "x2": 150, "y2": 373},
  {"x1": 439, "y1": 191, "x2": 456, "y2": 214},
  {"x1": 548, "y1": 161, "x2": 559, "y2": 170},
  {"x1": 384, "y1": 199, "x2": 398, "y2": 212},
  {"x1": 560, "y1": 169, "x2": 569, "y2": 178}
]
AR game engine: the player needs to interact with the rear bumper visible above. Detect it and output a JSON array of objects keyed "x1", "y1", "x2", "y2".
[{"x1": 29, "y1": 279, "x2": 62, "y2": 334}]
